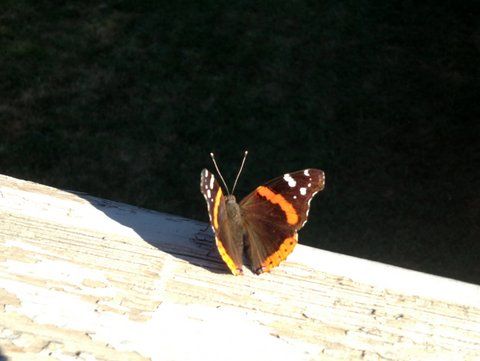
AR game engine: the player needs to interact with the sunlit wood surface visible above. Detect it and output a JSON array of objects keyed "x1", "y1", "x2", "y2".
[{"x1": 1, "y1": 174, "x2": 479, "y2": 360}]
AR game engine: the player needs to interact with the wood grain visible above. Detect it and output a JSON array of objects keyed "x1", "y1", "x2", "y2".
[{"x1": 1, "y1": 174, "x2": 479, "y2": 360}]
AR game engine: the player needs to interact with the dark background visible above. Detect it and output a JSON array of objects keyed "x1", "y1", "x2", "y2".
[{"x1": 1, "y1": 1, "x2": 479, "y2": 283}]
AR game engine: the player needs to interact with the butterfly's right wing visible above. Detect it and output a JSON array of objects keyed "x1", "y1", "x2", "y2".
[
  {"x1": 240, "y1": 169, "x2": 325, "y2": 274},
  {"x1": 200, "y1": 169, "x2": 243, "y2": 275}
]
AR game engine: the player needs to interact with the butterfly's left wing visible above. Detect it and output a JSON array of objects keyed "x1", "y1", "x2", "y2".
[
  {"x1": 200, "y1": 169, "x2": 244, "y2": 275},
  {"x1": 239, "y1": 169, "x2": 325, "y2": 273}
]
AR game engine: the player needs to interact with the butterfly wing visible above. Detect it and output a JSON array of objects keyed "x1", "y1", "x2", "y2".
[
  {"x1": 239, "y1": 169, "x2": 325, "y2": 273},
  {"x1": 200, "y1": 169, "x2": 243, "y2": 275}
]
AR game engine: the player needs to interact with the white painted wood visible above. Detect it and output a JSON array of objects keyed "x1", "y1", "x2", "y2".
[{"x1": 0, "y1": 174, "x2": 479, "y2": 361}]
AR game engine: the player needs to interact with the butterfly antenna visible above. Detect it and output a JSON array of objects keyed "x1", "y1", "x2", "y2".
[
  {"x1": 210, "y1": 152, "x2": 230, "y2": 195},
  {"x1": 231, "y1": 150, "x2": 248, "y2": 195}
]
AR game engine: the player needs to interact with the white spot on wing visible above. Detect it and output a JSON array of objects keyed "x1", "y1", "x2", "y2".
[
  {"x1": 300, "y1": 187, "x2": 307, "y2": 196},
  {"x1": 283, "y1": 173, "x2": 296, "y2": 187},
  {"x1": 304, "y1": 169, "x2": 310, "y2": 176},
  {"x1": 207, "y1": 189, "x2": 211, "y2": 198},
  {"x1": 308, "y1": 183, "x2": 311, "y2": 187},
  {"x1": 293, "y1": 195, "x2": 297, "y2": 199},
  {"x1": 209, "y1": 175, "x2": 214, "y2": 189}
]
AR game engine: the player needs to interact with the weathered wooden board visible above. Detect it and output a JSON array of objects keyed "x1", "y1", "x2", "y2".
[{"x1": 0, "y1": 174, "x2": 479, "y2": 360}]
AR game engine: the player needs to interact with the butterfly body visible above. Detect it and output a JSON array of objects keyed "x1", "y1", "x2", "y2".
[
  {"x1": 200, "y1": 167, "x2": 325, "y2": 275},
  {"x1": 225, "y1": 195, "x2": 242, "y2": 225}
]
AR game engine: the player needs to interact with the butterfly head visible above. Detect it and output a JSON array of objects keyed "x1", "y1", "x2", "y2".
[
  {"x1": 225, "y1": 194, "x2": 237, "y2": 204},
  {"x1": 225, "y1": 194, "x2": 242, "y2": 222}
]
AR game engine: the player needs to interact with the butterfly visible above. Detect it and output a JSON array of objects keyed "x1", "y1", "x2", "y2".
[{"x1": 200, "y1": 151, "x2": 325, "y2": 275}]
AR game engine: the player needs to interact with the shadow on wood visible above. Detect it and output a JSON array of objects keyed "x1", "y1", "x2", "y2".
[
  {"x1": 77, "y1": 191, "x2": 231, "y2": 275},
  {"x1": 0, "y1": 348, "x2": 8, "y2": 361}
]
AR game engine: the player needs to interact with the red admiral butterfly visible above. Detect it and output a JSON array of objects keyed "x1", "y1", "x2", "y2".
[{"x1": 200, "y1": 151, "x2": 325, "y2": 275}]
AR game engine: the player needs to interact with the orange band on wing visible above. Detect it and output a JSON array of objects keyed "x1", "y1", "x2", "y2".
[
  {"x1": 215, "y1": 237, "x2": 242, "y2": 275},
  {"x1": 261, "y1": 234, "x2": 298, "y2": 272},
  {"x1": 256, "y1": 186, "x2": 299, "y2": 225},
  {"x1": 213, "y1": 187, "x2": 223, "y2": 229}
]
